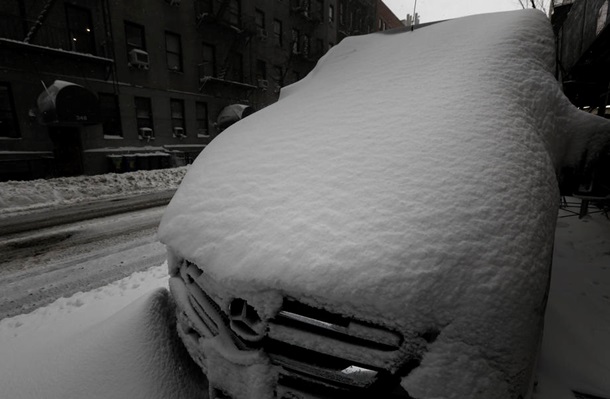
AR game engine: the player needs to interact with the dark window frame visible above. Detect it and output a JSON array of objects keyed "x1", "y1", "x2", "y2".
[
  {"x1": 291, "y1": 28, "x2": 300, "y2": 53},
  {"x1": 65, "y1": 3, "x2": 96, "y2": 55},
  {"x1": 195, "y1": 101, "x2": 209, "y2": 137},
  {"x1": 227, "y1": 0, "x2": 241, "y2": 27},
  {"x1": 232, "y1": 53, "x2": 243, "y2": 82},
  {"x1": 165, "y1": 31, "x2": 183, "y2": 72},
  {"x1": 170, "y1": 99, "x2": 186, "y2": 136},
  {"x1": 199, "y1": 0, "x2": 213, "y2": 14},
  {"x1": 273, "y1": 65, "x2": 283, "y2": 86},
  {"x1": 0, "y1": 83, "x2": 20, "y2": 139},
  {"x1": 256, "y1": 59, "x2": 267, "y2": 81},
  {"x1": 98, "y1": 92, "x2": 122, "y2": 137},
  {"x1": 201, "y1": 42, "x2": 216, "y2": 77},
  {"x1": 124, "y1": 21, "x2": 146, "y2": 55},
  {"x1": 255, "y1": 8, "x2": 265, "y2": 30},
  {"x1": 134, "y1": 96, "x2": 153, "y2": 135},
  {"x1": 302, "y1": 34, "x2": 310, "y2": 56},
  {"x1": 273, "y1": 19, "x2": 283, "y2": 47}
]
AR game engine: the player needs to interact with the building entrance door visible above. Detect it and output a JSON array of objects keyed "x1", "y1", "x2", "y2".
[{"x1": 49, "y1": 126, "x2": 84, "y2": 177}]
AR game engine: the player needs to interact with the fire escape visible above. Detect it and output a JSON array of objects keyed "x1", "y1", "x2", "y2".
[
  {"x1": 23, "y1": 0, "x2": 58, "y2": 43},
  {"x1": 1, "y1": 0, "x2": 117, "y2": 85},
  {"x1": 195, "y1": 0, "x2": 257, "y2": 101},
  {"x1": 338, "y1": 0, "x2": 375, "y2": 40},
  {"x1": 282, "y1": 0, "x2": 323, "y2": 84}
]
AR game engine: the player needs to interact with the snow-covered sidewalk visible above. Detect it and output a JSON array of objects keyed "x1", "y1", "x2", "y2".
[
  {"x1": 0, "y1": 205, "x2": 607, "y2": 399},
  {"x1": 0, "y1": 167, "x2": 188, "y2": 217},
  {"x1": 536, "y1": 204, "x2": 610, "y2": 398}
]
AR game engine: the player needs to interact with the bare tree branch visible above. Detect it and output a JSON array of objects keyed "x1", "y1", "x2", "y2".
[{"x1": 516, "y1": 0, "x2": 549, "y2": 15}]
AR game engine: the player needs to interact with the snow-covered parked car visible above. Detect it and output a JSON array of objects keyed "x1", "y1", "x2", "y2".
[{"x1": 158, "y1": 9, "x2": 610, "y2": 399}]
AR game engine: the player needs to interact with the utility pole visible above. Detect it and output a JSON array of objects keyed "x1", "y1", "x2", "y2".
[{"x1": 412, "y1": 0, "x2": 417, "y2": 31}]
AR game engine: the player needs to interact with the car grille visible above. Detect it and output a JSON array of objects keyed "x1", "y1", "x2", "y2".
[{"x1": 171, "y1": 260, "x2": 412, "y2": 398}]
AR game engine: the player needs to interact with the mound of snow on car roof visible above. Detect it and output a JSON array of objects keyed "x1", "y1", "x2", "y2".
[{"x1": 159, "y1": 9, "x2": 610, "y2": 399}]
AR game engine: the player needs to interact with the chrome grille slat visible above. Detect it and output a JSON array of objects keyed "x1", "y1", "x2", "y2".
[
  {"x1": 174, "y1": 261, "x2": 406, "y2": 394},
  {"x1": 273, "y1": 300, "x2": 402, "y2": 350}
]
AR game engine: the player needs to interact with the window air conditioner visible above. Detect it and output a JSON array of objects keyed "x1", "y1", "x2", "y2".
[
  {"x1": 258, "y1": 79, "x2": 269, "y2": 89},
  {"x1": 138, "y1": 127, "x2": 154, "y2": 140},
  {"x1": 173, "y1": 127, "x2": 186, "y2": 138},
  {"x1": 129, "y1": 49, "x2": 150, "y2": 69}
]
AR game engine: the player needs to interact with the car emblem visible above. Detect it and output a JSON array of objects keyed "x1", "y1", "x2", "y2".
[{"x1": 229, "y1": 298, "x2": 265, "y2": 342}]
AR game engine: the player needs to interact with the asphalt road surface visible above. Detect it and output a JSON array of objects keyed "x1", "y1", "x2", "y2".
[{"x1": 0, "y1": 206, "x2": 167, "y2": 320}]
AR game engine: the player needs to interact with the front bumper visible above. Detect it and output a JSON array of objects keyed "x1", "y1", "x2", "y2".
[{"x1": 170, "y1": 258, "x2": 420, "y2": 399}]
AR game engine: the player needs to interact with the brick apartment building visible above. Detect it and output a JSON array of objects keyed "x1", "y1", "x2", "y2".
[
  {"x1": 0, "y1": 0, "x2": 399, "y2": 180},
  {"x1": 376, "y1": 0, "x2": 403, "y2": 31}
]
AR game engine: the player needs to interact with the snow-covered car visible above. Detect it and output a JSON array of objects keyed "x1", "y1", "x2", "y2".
[{"x1": 158, "y1": 9, "x2": 610, "y2": 399}]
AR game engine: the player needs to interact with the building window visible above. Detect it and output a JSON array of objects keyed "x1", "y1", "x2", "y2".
[
  {"x1": 0, "y1": 83, "x2": 20, "y2": 139},
  {"x1": 134, "y1": 97, "x2": 153, "y2": 134},
  {"x1": 292, "y1": 28, "x2": 300, "y2": 53},
  {"x1": 65, "y1": 4, "x2": 95, "y2": 55},
  {"x1": 256, "y1": 59, "x2": 267, "y2": 81},
  {"x1": 201, "y1": 43, "x2": 216, "y2": 77},
  {"x1": 315, "y1": 0, "x2": 324, "y2": 21},
  {"x1": 232, "y1": 53, "x2": 243, "y2": 82},
  {"x1": 99, "y1": 93, "x2": 122, "y2": 137},
  {"x1": 170, "y1": 99, "x2": 185, "y2": 136},
  {"x1": 316, "y1": 38, "x2": 323, "y2": 56},
  {"x1": 329, "y1": 4, "x2": 334, "y2": 23},
  {"x1": 196, "y1": 102, "x2": 209, "y2": 137},
  {"x1": 302, "y1": 34, "x2": 310, "y2": 56},
  {"x1": 227, "y1": 0, "x2": 241, "y2": 27},
  {"x1": 273, "y1": 19, "x2": 283, "y2": 47},
  {"x1": 339, "y1": 1, "x2": 344, "y2": 25},
  {"x1": 199, "y1": 0, "x2": 213, "y2": 14},
  {"x1": 274, "y1": 65, "x2": 283, "y2": 86},
  {"x1": 255, "y1": 9, "x2": 265, "y2": 30},
  {"x1": 125, "y1": 21, "x2": 146, "y2": 54},
  {"x1": 165, "y1": 32, "x2": 183, "y2": 71},
  {"x1": 301, "y1": 0, "x2": 311, "y2": 15}
]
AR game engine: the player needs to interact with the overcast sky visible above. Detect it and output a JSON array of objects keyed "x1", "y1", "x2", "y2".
[{"x1": 384, "y1": 0, "x2": 525, "y2": 23}]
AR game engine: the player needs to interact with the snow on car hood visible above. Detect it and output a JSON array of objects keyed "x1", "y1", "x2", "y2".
[{"x1": 159, "y1": 10, "x2": 610, "y2": 398}]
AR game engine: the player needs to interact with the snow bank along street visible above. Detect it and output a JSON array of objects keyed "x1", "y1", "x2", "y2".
[{"x1": 0, "y1": 166, "x2": 187, "y2": 216}]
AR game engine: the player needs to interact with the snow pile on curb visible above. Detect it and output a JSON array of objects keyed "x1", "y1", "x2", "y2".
[
  {"x1": 0, "y1": 263, "x2": 208, "y2": 399},
  {"x1": 0, "y1": 167, "x2": 188, "y2": 215}
]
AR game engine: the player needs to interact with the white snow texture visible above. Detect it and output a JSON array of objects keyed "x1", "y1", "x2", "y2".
[
  {"x1": 0, "y1": 264, "x2": 207, "y2": 399},
  {"x1": 0, "y1": 167, "x2": 187, "y2": 215},
  {"x1": 159, "y1": 10, "x2": 610, "y2": 399}
]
